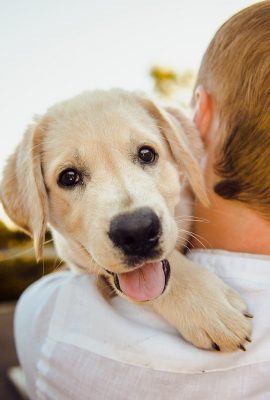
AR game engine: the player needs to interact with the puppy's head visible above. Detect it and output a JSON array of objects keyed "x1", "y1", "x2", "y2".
[{"x1": 1, "y1": 89, "x2": 207, "y2": 302}]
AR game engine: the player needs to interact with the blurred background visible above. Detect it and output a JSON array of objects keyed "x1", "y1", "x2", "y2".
[{"x1": 0, "y1": 0, "x2": 258, "y2": 398}]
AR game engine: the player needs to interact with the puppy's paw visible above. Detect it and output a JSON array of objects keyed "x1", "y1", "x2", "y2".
[
  {"x1": 173, "y1": 271, "x2": 252, "y2": 352},
  {"x1": 151, "y1": 257, "x2": 253, "y2": 352}
]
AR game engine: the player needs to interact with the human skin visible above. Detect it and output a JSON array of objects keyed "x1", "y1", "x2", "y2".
[{"x1": 192, "y1": 86, "x2": 270, "y2": 256}]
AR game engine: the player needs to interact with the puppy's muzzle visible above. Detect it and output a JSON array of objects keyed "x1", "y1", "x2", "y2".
[{"x1": 108, "y1": 207, "x2": 161, "y2": 258}]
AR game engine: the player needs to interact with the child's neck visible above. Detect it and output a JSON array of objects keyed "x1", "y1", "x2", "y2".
[{"x1": 192, "y1": 193, "x2": 270, "y2": 256}]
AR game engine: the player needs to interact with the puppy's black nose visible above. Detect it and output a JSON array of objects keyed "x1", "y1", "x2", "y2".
[{"x1": 109, "y1": 207, "x2": 161, "y2": 257}]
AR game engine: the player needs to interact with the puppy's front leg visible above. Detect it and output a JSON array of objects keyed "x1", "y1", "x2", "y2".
[{"x1": 149, "y1": 250, "x2": 252, "y2": 352}]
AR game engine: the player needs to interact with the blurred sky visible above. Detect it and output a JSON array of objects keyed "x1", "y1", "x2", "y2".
[{"x1": 0, "y1": 0, "x2": 257, "y2": 176}]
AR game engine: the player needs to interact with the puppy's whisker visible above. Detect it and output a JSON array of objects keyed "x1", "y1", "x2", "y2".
[
  {"x1": 175, "y1": 217, "x2": 209, "y2": 224},
  {"x1": 0, "y1": 238, "x2": 54, "y2": 263},
  {"x1": 179, "y1": 229, "x2": 209, "y2": 249},
  {"x1": 176, "y1": 233, "x2": 195, "y2": 249},
  {"x1": 53, "y1": 258, "x2": 64, "y2": 272},
  {"x1": 189, "y1": 232, "x2": 212, "y2": 249},
  {"x1": 44, "y1": 238, "x2": 54, "y2": 245},
  {"x1": 175, "y1": 215, "x2": 209, "y2": 222}
]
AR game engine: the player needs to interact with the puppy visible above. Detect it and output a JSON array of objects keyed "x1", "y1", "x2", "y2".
[{"x1": 1, "y1": 89, "x2": 252, "y2": 351}]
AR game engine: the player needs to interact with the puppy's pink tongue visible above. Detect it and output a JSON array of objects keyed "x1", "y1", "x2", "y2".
[{"x1": 117, "y1": 262, "x2": 165, "y2": 301}]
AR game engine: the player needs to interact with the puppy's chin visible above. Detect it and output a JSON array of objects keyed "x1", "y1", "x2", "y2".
[{"x1": 108, "y1": 259, "x2": 171, "y2": 302}]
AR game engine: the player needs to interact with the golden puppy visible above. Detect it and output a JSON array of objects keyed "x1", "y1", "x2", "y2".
[{"x1": 1, "y1": 89, "x2": 252, "y2": 351}]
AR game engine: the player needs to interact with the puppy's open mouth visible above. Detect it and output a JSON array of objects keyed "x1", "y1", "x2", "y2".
[{"x1": 109, "y1": 259, "x2": 170, "y2": 302}]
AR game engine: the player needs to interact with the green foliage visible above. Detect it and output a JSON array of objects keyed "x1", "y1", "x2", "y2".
[
  {"x1": 150, "y1": 66, "x2": 196, "y2": 102},
  {"x1": 0, "y1": 221, "x2": 29, "y2": 247},
  {"x1": 0, "y1": 220, "x2": 52, "y2": 248},
  {"x1": 0, "y1": 221, "x2": 56, "y2": 301},
  {"x1": 0, "y1": 255, "x2": 57, "y2": 301}
]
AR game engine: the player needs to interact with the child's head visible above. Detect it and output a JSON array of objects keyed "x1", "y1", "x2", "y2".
[{"x1": 193, "y1": 1, "x2": 270, "y2": 219}]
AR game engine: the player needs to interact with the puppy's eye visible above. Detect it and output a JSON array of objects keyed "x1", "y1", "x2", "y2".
[
  {"x1": 58, "y1": 168, "x2": 82, "y2": 188},
  {"x1": 138, "y1": 146, "x2": 157, "y2": 164}
]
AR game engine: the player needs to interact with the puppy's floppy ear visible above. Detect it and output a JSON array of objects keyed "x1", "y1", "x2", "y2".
[
  {"x1": 0, "y1": 118, "x2": 48, "y2": 260},
  {"x1": 138, "y1": 96, "x2": 209, "y2": 206}
]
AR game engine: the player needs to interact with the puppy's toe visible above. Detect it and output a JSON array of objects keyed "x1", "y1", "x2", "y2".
[
  {"x1": 211, "y1": 306, "x2": 252, "y2": 352},
  {"x1": 184, "y1": 301, "x2": 253, "y2": 352},
  {"x1": 226, "y1": 287, "x2": 249, "y2": 314}
]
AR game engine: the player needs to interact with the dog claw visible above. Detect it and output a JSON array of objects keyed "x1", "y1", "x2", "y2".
[
  {"x1": 212, "y1": 343, "x2": 220, "y2": 351},
  {"x1": 245, "y1": 337, "x2": 252, "y2": 343},
  {"x1": 244, "y1": 312, "x2": 253, "y2": 318},
  {"x1": 239, "y1": 344, "x2": 246, "y2": 351}
]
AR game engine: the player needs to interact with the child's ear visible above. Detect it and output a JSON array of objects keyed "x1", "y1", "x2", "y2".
[{"x1": 193, "y1": 85, "x2": 213, "y2": 147}]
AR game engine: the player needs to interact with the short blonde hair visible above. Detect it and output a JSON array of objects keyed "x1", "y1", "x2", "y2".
[{"x1": 195, "y1": 1, "x2": 270, "y2": 218}]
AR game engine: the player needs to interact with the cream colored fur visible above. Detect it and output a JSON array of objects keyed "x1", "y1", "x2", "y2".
[{"x1": 0, "y1": 89, "x2": 251, "y2": 351}]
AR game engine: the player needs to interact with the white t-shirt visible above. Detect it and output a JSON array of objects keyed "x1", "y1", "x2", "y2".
[{"x1": 15, "y1": 250, "x2": 270, "y2": 400}]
